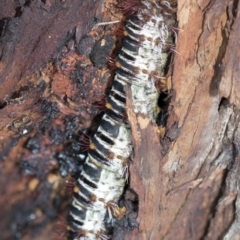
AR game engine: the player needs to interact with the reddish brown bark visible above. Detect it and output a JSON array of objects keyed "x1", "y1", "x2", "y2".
[
  {"x1": 0, "y1": 0, "x2": 103, "y2": 100},
  {"x1": 0, "y1": 0, "x2": 110, "y2": 239},
  {"x1": 126, "y1": 0, "x2": 240, "y2": 239}
]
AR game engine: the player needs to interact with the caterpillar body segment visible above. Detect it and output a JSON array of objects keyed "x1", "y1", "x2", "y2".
[
  {"x1": 119, "y1": 1, "x2": 175, "y2": 121},
  {"x1": 68, "y1": 77, "x2": 132, "y2": 239}
]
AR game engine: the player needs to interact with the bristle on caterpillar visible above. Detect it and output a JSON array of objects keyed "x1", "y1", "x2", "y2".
[
  {"x1": 92, "y1": 93, "x2": 107, "y2": 114},
  {"x1": 65, "y1": 176, "x2": 80, "y2": 195},
  {"x1": 119, "y1": 0, "x2": 143, "y2": 16},
  {"x1": 115, "y1": 24, "x2": 125, "y2": 38},
  {"x1": 79, "y1": 132, "x2": 95, "y2": 152},
  {"x1": 107, "y1": 55, "x2": 117, "y2": 70}
]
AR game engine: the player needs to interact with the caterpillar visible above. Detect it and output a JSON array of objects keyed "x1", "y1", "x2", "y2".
[{"x1": 66, "y1": 0, "x2": 176, "y2": 239}]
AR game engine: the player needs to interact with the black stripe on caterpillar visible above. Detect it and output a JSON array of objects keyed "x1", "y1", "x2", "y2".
[{"x1": 66, "y1": 0, "x2": 176, "y2": 239}]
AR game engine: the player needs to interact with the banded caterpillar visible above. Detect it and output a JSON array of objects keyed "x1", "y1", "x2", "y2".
[{"x1": 66, "y1": 0, "x2": 176, "y2": 239}]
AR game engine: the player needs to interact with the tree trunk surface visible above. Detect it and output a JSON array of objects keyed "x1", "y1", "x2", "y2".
[{"x1": 0, "y1": 0, "x2": 240, "y2": 240}]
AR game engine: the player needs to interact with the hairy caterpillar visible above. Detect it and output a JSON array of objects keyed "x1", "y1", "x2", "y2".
[{"x1": 66, "y1": 0, "x2": 176, "y2": 239}]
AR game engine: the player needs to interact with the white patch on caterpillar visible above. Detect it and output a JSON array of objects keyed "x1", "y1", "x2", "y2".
[
  {"x1": 69, "y1": 118, "x2": 132, "y2": 238},
  {"x1": 71, "y1": 160, "x2": 127, "y2": 239},
  {"x1": 128, "y1": 17, "x2": 172, "y2": 121}
]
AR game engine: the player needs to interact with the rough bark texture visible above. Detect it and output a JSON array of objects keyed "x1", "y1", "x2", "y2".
[
  {"x1": 0, "y1": 0, "x2": 240, "y2": 240},
  {"x1": 127, "y1": 0, "x2": 240, "y2": 239}
]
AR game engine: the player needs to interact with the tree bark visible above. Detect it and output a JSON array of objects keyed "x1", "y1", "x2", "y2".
[
  {"x1": 127, "y1": 0, "x2": 240, "y2": 239},
  {"x1": 0, "y1": 0, "x2": 240, "y2": 240}
]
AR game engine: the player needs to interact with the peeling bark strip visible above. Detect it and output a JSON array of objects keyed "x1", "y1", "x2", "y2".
[{"x1": 66, "y1": 0, "x2": 176, "y2": 239}]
